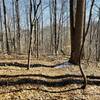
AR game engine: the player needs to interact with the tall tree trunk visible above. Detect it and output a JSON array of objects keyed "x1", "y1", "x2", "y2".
[
  {"x1": 41, "y1": 1, "x2": 44, "y2": 53},
  {"x1": 15, "y1": 0, "x2": 20, "y2": 54},
  {"x1": 96, "y1": 8, "x2": 100, "y2": 61},
  {"x1": 98, "y1": 8, "x2": 100, "y2": 61},
  {"x1": 36, "y1": 19, "x2": 39, "y2": 58},
  {"x1": 53, "y1": 0, "x2": 57, "y2": 56},
  {"x1": 49, "y1": 0, "x2": 53, "y2": 55},
  {"x1": 12, "y1": 0, "x2": 16, "y2": 53},
  {"x1": 25, "y1": 2, "x2": 29, "y2": 54},
  {"x1": 33, "y1": 0, "x2": 37, "y2": 55},
  {"x1": 57, "y1": 0, "x2": 64, "y2": 53},
  {"x1": 69, "y1": 0, "x2": 85, "y2": 65},
  {"x1": 69, "y1": 0, "x2": 75, "y2": 63},
  {"x1": 2, "y1": 0, "x2": 10, "y2": 54},
  {"x1": 27, "y1": 0, "x2": 41, "y2": 69},
  {"x1": 0, "y1": 3, "x2": 3, "y2": 51},
  {"x1": 27, "y1": 0, "x2": 33, "y2": 70},
  {"x1": 69, "y1": 0, "x2": 87, "y2": 89}
]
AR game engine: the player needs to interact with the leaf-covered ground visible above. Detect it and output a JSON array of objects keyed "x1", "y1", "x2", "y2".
[{"x1": 0, "y1": 55, "x2": 99, "y2": 100}]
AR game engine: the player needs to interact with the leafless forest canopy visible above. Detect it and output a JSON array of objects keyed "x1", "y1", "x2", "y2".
[{"x1": 0, "y1": 0, "x2": 99, "y2": 60}]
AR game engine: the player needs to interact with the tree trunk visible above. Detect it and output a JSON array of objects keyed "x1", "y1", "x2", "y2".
[
  {"x1": 27, "y1": 0, "x2": 33, "y2": 70},
  {"x1": 36, "y1": 19, "x2": 39, "y2": 58},
  {"x1": 41, "y1": 1, "x2": 44, "y2": 53},
  {"x1": 3, "y1": 0, "x2": 10, "y2": 54},
  {"x1": 49, "y1": 0, "x2": 53, "y2": 55},
  {"x1": 12, "y1": 0, "x2": 16, "y2": 53},
  {"x1": 0, "y1": 3, "x2": 3, "y2": 51},
  {"x1": 69, "y1": 0, "x2": 85, "y2": 65},
  {"x1": 53, "y1": 0, "x2": 57, "y2": 56},
  {"x1": 15, "y1": 0, "x2": 20, "y2": 54},
  {"x1": 27, "y1": 0, "x2": 41, "y2": 69}
]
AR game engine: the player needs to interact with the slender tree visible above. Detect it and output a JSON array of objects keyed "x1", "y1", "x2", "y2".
[
  {"x1": 2, "y1": 0, "x2": 10, "y2": 54},
  {"x1": 27, "y1": 0, "x2": 33, "y2": 70},
  {"x1": 49, "y1": 0, "x2": 53, "y2": 54},
  {"x1": 0, "y1": 2, "x2": 3, "y2": 51},
  {"x1": 25, "y1": 1, "x2": 29, "y2": 53},
  {"x1": 53, "y1": 0, "x2": 57, "y2": 56},
  {"x1": 12, "y1": 0, "x2": 16, "y2": 52},
  {"x1": 27, "y1": 0, "x2": 41, "y2": 69},
  {"x1": 41, "y1": 1, "x2": 44, "y2": 52},
  {"x1": 96, "y1": 8, "x2": 100, "y2": 61},
  {"x1": 15, "y1": 0, "x2": 20, "y2": 54}
]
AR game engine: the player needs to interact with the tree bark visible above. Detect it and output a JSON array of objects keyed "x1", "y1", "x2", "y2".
[
  {"x1": 27, "y1": 0, "x2": 41, "y2": 69},
  {"x1": 27, "y1": 0, "x2": 33, "y2": 70},
  {"x1": 12, "y1": 0, "x2": 16, "y2": 53},
  {"x1": 69, "y1": 0, "x2": 85, "y2": 65},
  {"x1": 0, "y1": 3, "x2": 3, "y2": 51},
  {"x1": 15, "y1": 0, "x2": 20, "y2": 54},
  {"x1": 3, "y1": 0, "x2": 10, "y2": 54},
  {"x1": 49, "y1": 0, "x2": 53, "y2": 55},
  {"x1": 53, "y1": 0, "x2": 57, "y2": 56}
]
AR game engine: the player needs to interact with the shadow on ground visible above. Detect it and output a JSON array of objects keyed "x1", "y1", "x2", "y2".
[
  {"x1": 0, "y1": 74, "x2": 99, "y2": 94},
  {"x1": 0, "y1": 74, "x2": 99, "y2": 87},
  {"x1": 0, "y1": 61, "x2": 72, "y2": 68}
]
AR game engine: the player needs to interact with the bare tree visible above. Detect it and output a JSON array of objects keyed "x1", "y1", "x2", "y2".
[
  {"x1": 69, "y1": 0, "x2": 95, "y2": 89},
  {"x1": 2, "y1": 0, "x2": 10, "y2": 54},
  {"x1": 49, "y1": 0, "x2": 53, "y2": 55},
  {"x1": 25, "y1": 1, "x2": 30, "y2": 53},
  {"x1": 12, "y1": 0, "x2": 16, "y2": 52},
  {"x1": 53, "y1": 0, "x2": 57, "y2": 56},
  {"x1": 27, "y1": 0, "x2": 41, "y2": 69},
  {"x1": 96, "y1": 8, "x2": 100, "y2": 61},
  {"x1": 0, "y1": 2, "x2": 3, "y2": 51},
  {"x1": 41, "y1": 1, "x2": 44, "y2": 52},
  {"x1": 15, "y1": 0, "x2": 20, "y2": 54},
  {"x1": 79, "y1": 0, "x2": 95, "y2": 88}
]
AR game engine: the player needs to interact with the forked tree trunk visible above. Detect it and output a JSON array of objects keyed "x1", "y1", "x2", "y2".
[
  {"x1": 69, "y1": 0, "x2": 95, "y2": 89},
  {"x1": 27, "y1": 0, "x2": 41, "y2": 69},
  {"x1": 69, "y1": 0, "x2": 87, "y2": 89}
]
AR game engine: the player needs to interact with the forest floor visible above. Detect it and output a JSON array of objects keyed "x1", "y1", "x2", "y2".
[{"x1": 0, "y1": 54, "x2": 99, "y2": 100}]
